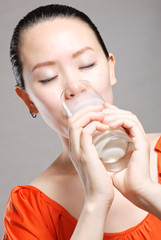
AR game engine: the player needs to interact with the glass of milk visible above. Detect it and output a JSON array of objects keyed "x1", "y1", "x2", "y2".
[{"x1": 61, "y1": 80, "x2": 134, "y2": 172}]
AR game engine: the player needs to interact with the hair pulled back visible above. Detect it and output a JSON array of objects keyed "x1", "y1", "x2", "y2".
[{"x1": 10, "y1": 4, "x2": 109, "y2": 89}]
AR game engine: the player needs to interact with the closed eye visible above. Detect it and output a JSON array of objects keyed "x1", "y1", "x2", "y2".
[
  {"x1": 39, "y1": 75, "x2": 58, "y2": 84},
  {"x1": 79, "y1": 63, "x2": 95, "y2": 70}
]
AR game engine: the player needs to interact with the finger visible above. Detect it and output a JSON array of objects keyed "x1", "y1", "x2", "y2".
[
  {"x1": 70, "y1": 121, "x2": 107, "y2": 177},
  {"x1": 107, "y1": 115, "x2": 145, "y2": 137},
  {"x1": 102, "y1": 110, "x2": 145, "y2": 135},
  {"x1": 103, "y1": 102, "x2": 118, "y2": 109},
  {"x1": 103, "y1": 108, "x2": 132, "y2": 116},
  {"x1": 69, "y1": 126, "x2": 81, "y2": 161},
  {"x1": 71, "y1": 104, "x2": 103, "y2": 122},
  {"x1": 69, "y1": 111, "x2": 105, "y2": 131},
  {"x1": 80, "y1": 121, "x2": 109, "y2": 149},
  {"x1": 68, "y1": 111, "x2": 106, "y2": 159},
  {"x1": 107, "y1": 118, "x2": 148, "y2": 149},
  {"x1": 80, "y1": 121, "x2": 108, "y2": 168},
  {"x1": 111, "y1": 170, "x2": 127, "y2": 194}
]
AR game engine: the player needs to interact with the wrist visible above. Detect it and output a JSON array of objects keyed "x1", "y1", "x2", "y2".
[
  {"x1": 145, "y1": 182, "x2": 161, "y2": 219},
  {"x1": 71, "y1": 195, "x2": 112, "y2": 240},
  {"x1": 84, "y1": 196, "x2": 113, "y2": 216},
  {"x1": 137, "y1": 181, "x2": 161, "y2": 219}
]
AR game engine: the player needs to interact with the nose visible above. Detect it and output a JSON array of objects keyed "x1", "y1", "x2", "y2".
[
  {"x1": 64, "y1": 81, "x2": 87, "y2": 100},
  {"x1": 61, "y1": 80, "x2": 104, "y2": 117}
]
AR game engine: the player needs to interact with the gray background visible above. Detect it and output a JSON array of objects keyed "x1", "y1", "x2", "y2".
[{"x1": 0, "y1": 0, "x2": 161, "y2": 237}]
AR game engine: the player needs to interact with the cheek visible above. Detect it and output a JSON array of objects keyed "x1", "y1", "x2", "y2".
[
  {"x1": 24, "y1": 72, "x2": 69, "y2": 135},
  {"x1": 29, "y1": 81, "x2": 59, "y2": 110},
  {"x1": 28, "y1": 85, "x2": 67, "y2": 129},
  {"x1": 34, "y1": 94, "x2": 68, "y2": 136},
  {"x1": 91, "y1": 63, "x2": 113, "y2": 103}
]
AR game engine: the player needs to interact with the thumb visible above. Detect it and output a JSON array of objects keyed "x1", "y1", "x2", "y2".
[{"x1": 111, "y1": 170, "x2": 127, "y2": 195}]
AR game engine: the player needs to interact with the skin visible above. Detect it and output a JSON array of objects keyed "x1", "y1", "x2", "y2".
[{"x1": 15, "y1": 17, "x2": 161, "y2": 236}]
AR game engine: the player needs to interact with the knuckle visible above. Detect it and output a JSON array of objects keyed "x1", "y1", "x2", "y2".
[
  {"x1": 68, "y1": 117, "x2": 73, "y2": 125},
  {"x1": 81, "y1": 128, "x2": 88, "y2": 135},
  {"x1": 88, "y1": 111, "x2": 102, "y2": 120},
  {"x1": 80, "y1": 153, "x2": 88, "y2": 165},
  {"x1": 68, "y1": 125, "x2": 76, "y2": 136},
  {"x1": 68, "y1": 118, "x2": 75, "y2": 130},
  {"x1": 87, "y1": 112, "x2": 94, "y2": 120}
]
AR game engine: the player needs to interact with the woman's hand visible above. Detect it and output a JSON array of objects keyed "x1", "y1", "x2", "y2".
[
  {"x1": 68, "y1": 104, "x2": 114, "y2": 240},
  {"x1": 68, "y1": 104, "x2": 114, "y2": 208},
  {"x1": 68, "y1": 104, "x2": 115, "y2": 240},
  {"x1": 102, "y1": 102, "x2": 153, "y2": 211}
]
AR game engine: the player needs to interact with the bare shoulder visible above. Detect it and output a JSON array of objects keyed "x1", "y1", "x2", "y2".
[
  {"x1": 146, "y1": 132, "x2": 161, "y2": 148},
  {"x1": 29, "y1": 156, "x2": 84, "y2": 220},
  {"x1": 146, "y1": 133, "x2": 161, "y2": 182}
]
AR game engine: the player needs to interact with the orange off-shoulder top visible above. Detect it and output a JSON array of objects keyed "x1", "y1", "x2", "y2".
[{"x1": 3, "y1": 137, "x2": 161, "y2": 240}]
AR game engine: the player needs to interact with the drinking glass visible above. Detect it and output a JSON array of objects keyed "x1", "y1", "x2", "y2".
[{"x1": 61, "y1": 80, "x2": 134, "y2": 172}]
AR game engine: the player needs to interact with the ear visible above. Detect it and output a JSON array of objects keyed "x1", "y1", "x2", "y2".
[
  {"x1": 108, "y1": 53, "x2": 117, "y2": 86},
  {"x1": 15, "y1": 85, "x2": 39, "y2": 115}
]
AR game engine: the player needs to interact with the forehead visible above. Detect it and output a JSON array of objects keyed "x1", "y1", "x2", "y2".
[
  {"x1": 23, "y1": 17, "x2": 96, "y2": 37},
  {"x1": 22, "y1": 18, "x2": 98, "y2": 45},
  {"x1": 21, "y1": 17, "x2": 100, "y2": 59},
  {"x1": 20, "y1": 18, "x2": 104, "y2": 73}
]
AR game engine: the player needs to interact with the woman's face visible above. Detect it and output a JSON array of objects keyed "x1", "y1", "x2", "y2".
[{"x1": 20, "y1": 17, "x2": 115, "y2": 138}]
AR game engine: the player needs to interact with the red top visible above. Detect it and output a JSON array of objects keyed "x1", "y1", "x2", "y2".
[{"x1": 3, "y1": 137, "x2": 161, "y2": 240}]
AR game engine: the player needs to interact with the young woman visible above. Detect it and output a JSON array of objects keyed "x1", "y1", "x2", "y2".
[{"x1": 3, "y1": 4, "x2": 161, "y2": 240}]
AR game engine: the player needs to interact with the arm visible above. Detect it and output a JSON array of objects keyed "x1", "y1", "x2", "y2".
[
  {"x1": 135, "y1": 180, "x2": 161, "y2": 220},
  {"x1": 71, "y1": 200, "x2": 109, "y2": 240},
  {"x1": 67, "y1": 104, "x2": 114, "y2": 239},
  {"x1": 102, "y1": 102, "x2": 161, "y2": 220}
]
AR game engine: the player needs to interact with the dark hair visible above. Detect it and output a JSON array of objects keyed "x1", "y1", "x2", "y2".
[{"x1": 10, "y1": 4, "x2": 109, "y2": 89}]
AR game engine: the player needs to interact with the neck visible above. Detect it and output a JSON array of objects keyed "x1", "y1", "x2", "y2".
[{"x1": 54, "y1": 136, "x2": 77, "y2": 175}]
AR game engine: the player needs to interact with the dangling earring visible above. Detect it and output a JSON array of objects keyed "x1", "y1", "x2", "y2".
[{"x1": 30, "y1": 111, "x2": 37, "y2": 118}]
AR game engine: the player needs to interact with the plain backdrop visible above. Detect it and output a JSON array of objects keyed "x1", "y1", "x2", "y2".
[{"x1": 0, "y1": 0, "x2": 161, "y2": 237}]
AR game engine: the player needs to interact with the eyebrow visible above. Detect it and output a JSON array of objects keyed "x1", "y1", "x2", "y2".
[
  {"x1": 32, "y1": 47, "x2": 94, "y2": 72},
  {"x1": 72, "y1": 47, "x2": 94, "y2": 58},
  {"x1": 32, "y1": 60, "x2": 56, "y2": 72}
]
